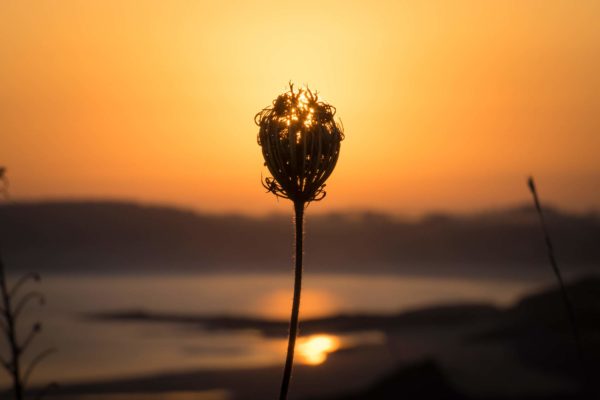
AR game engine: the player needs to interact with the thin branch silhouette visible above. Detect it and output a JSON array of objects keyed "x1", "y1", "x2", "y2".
[
  {"x1": 22, "y1": 348, "x2": 57, "y2": 388},
  {"x1": 12, "y1": 292, "x2": 45, "y2": 322},
  {"x1": 10, "y1": 274, "x2": 41, "y2": 299},
  {"x1": 0, "y1": 167, "x2": 56, "y2": 400}
]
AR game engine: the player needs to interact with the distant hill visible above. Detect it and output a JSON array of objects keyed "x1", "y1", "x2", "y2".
[{"x1": 0, "y1": 201, "x2": 598, "y2": 277}]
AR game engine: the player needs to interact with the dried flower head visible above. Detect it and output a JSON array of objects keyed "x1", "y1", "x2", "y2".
[{"x1": 256, "y1": 84, "x2": 344, "y2": 203}]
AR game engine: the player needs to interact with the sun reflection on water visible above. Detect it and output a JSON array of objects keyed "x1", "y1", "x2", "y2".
[{"x1": 297, "y1": 334, "x2": 341, "y2": 366}]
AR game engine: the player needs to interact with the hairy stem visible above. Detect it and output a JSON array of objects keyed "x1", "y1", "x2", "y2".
[{"x1": 279, "y1": 200, "x2": 304, "y2": 400}]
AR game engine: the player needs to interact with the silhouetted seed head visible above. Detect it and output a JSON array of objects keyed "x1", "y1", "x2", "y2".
[{"x1": 256, "y1": 84, "x2": 344, "y2": 203}]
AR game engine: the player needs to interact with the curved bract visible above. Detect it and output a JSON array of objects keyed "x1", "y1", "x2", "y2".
[{"x1": 256, "y1": 84, "x2": 344, "y2": 203}]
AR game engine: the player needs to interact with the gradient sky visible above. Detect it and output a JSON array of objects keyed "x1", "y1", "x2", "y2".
[{"x1": 1, "y1": 1, "x2": 599, "y2": 215}]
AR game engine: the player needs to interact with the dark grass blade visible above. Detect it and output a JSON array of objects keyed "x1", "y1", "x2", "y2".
[{"x1": 527, "y1": 176, "x2": 588, "y2": 385}]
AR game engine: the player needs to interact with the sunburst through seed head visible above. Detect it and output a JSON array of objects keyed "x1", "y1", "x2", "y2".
[{"x1": 255, "y1": 83, "x2": 344, "y2": 204}]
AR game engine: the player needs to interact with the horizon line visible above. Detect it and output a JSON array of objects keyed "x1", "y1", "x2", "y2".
[{"x1": 2, "y1": 196, "x2": 598, "y2": 219}]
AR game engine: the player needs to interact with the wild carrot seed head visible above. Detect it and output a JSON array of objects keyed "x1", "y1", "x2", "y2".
[{"x1": 255, "y1": 84, "x2": 344, "y2": 203}]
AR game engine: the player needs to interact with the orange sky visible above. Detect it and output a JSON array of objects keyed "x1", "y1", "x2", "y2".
[{"x1": 1, "y1": 1, "x2": 599, "y2": 215}]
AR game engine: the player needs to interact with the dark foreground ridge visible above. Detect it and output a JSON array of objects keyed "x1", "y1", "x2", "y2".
[
  {"x1": 311, "y1": 358, "x2": 596, "y2": 400},
  {"x1": 309, "y1": 359, "x2": 469, "y2": 400},
  {"x1": 1, "y1": 200, "x2": 599, "y2": 277}
]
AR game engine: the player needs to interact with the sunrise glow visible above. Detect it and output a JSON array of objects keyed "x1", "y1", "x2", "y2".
[
  {"x1": 256, "y1": 289, "x2": 340, "y2": 319},
  {"x1": 1, "y1": 1, "x2": 599, "y2": 215}
]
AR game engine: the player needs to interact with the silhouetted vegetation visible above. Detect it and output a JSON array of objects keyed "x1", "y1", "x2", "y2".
[
  {"x1": 256, "y1": 84, "x2": 344, "y2": 400},
  {"x1": 527, "y1": 177, "x2": 587, "y2": 387},
  {"x1": 0, "y1": 168, "x2": 56, "y2": 400},
  {"x1": 0, "y1": 266, "x2": 57, "y2": 400}
]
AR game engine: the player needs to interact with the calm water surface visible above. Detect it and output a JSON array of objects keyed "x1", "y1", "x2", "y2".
[{"x1": 8, "y1": 272, "x2": 546, "y2": 386}]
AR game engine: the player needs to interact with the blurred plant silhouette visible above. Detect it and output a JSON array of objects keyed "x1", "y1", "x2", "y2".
[
  {"x1": 256, "y1": 84, "x2": 343, "y2": 400},
  {"x1": 0, "y1": 167, "x2": 57, "y2": 400},
  {"x1": 527, "y1": 177, "x2": 587, "y2": 387},
  {"x1": 0, "y1": 168, "x2": 7, "y2": 199}
]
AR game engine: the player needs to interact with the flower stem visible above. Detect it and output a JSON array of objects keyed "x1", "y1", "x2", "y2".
[{"x1": 279, "y1": 200, "x2": 304, "y2": 400}]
